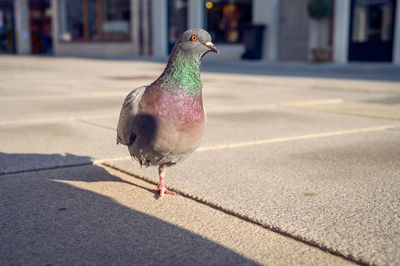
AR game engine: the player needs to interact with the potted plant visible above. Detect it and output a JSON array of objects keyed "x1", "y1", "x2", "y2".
[{"x1": 307, "y1": 0, "x2": 331, "y2": 62}]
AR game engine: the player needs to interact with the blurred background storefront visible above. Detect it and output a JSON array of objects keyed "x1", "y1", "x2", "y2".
[
  {"x1": 55, "y1": 0, "x2": 136, "y2": 57},
  {"x1": 0, "y1": 0, "x2": 16, "y2": 54},
  {"x1": 2, "y1": 0, "x2": 400, "y2": 64}
]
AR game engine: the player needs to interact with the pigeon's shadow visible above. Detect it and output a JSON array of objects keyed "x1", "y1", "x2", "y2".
[
  {"x1": 0, "y1": 152, "x2": 257, "y2": 265},
  {"x1": 0, "y1": 152, "x2": 156, "y2": 193}
]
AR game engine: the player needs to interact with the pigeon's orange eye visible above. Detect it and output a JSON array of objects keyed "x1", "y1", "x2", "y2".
[{"x1": 191, "y1": 35, "x2": 198, "y2": 42}]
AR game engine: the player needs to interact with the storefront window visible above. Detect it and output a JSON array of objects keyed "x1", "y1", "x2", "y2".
[
  {"x1": 351, "y1": 0, "x2": 394, "y2": 42},
  {"x1": 205, "y1": 0, "x2": 252, "y2": 43},
  {"x1": 60, "y1": 0, "x2": 131, "y2": 41}
]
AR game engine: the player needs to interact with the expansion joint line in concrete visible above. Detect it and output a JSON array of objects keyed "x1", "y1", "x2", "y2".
[
  {"x1": 74, "y1": 119, "x2": 116, "y2": 131},
  {"x1": 0, "y1": 162, "x2": 93, "y2": 176}
]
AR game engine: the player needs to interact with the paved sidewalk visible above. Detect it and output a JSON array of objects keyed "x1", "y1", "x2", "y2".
[
  {"x1": 1, "y1": 55, "x2": 400, "y2": 265},
  {"x1": 1, "y1": 165, "x2": 351, "y2": 265}
]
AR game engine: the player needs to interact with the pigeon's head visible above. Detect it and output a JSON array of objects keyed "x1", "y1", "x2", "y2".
[{"x1": 172, "y1": 29, "x2": 219, "y2": 60}]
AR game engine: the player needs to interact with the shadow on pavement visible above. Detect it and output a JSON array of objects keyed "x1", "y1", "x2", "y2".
[
  {"x1": 60, "y1": 55, "x2": 400, "y2": 82},
  {"x1": 0, "y1": 152, "x2": 257, "y2": 265},
  {"x1": 200, "y1": 60, "x2": 400, "y2": 82},
  {"x1": 0, "y1": 152, "x2": 93, "y2": 176}
]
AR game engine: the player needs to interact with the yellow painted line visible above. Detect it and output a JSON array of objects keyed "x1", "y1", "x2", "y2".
[
  {"x1": 282, "y1": 98, "x2": 343, "y2": 107},
  {"x1": 205, "y1": 98, "x2": 343, "y2": 112},
  {"x1": 94, "y1": 156, "x2": 132, "y2": 164},
  {"x1": 96, "y1": 124, "x2": 400, "y2": 164},
  {"x1": 0, "y1": 92, "x2": 127, "y2": 102},
  {"x1": 197, "y1": 124, "x2": 400, "y2": 152}
]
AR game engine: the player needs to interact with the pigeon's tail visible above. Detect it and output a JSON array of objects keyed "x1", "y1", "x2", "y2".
[{"x1": 116, "y1": 135, "x2": 125, "y2": 145}]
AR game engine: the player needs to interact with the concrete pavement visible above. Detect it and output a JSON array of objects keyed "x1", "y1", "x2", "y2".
[
  {"x1": 1, "y1": 55, "x2": 400, "y2": 265},
  {"x1": 0, "y1": 164, "x2": 351, "y2": 265}
]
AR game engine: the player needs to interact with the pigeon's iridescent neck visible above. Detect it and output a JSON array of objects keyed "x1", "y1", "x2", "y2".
[{"x1": 160, "y1": 51, "x2": 202, "y2": 95}]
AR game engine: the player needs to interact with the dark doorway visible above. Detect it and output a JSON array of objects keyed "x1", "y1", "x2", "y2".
[
  {"x1": 0, "y1": 0, "x2": 15, "y2": 54},
  {"x1": 349, "y1": 0, "x2": 396, "y2": 62},
  {"x1": 205, "y1": 0, "x2": 252, "y2": 44},
  {"x1": 29, "y1": 0, "x2": 52, "y2": 54}
]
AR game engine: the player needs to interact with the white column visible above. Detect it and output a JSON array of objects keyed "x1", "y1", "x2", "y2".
[
  {"x1": 308, "y1": 18, "x2": 330, "y2": 61},
  {"x1": 131, "y1": 0, "x2": 140, "y2": 55},
  {"x1": 141, "y1": 0, "x2": 151, "y2": 55},
  {"x1": 332, "y1": 0, "x2": 350, "y2": 64},
  {"x1": 393, "y1": 0, "x2": 400, "y2": 64},
  {"x1": 14, "y1": 0, "x2": 31, "y2": 54},
  {"x1": 188, "y1": 0, "x2": 204, "y2": 29},
  {"x1": 51, "y1": 0, "x2": 59, "y2": 55},
  {"x1": 151, "y1": 0, "x2": 167, "y2": 57},
  {"x1": 252, "y1": 0, "x2": 279, "y2": 61}
]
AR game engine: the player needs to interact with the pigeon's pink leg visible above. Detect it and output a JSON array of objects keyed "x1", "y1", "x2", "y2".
[{"x1": 158, "y1": 166, "x2": 175, "y2": 197}]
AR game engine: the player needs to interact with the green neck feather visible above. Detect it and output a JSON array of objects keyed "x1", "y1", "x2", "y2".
[{"x1": 160, "y1": 51, "x2": 202, "y2": 95}]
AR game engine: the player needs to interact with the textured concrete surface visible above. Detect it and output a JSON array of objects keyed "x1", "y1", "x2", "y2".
[
  {"x1": 106, "y1": 129, "x2": 400, "y2": 265},
  {"x1": 1, "y1": 55, "x2": 400, "y2": 265},
  {"x1": 0, "y1": 165, "x2": 352, "y2": 265},
  {"x1": 288, "y1": 101, "x2": 400, "y2": 120},
  {"x1": 1, "y1": 107, "x2": 395, "y2": 175}
]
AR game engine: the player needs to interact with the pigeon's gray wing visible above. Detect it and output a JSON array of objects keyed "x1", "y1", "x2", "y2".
[{"x1": 116, "y1": 86, "x2": 147, "y2": 146}]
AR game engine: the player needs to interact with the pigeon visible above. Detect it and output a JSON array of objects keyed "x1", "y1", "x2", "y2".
[{"x1": 117, "y1": 29, "x2": 218, "y2": 197}]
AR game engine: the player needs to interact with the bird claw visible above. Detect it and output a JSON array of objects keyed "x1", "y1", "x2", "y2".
[{"x1": 157, "y1": 184, "x2": 175, "y2": 197}]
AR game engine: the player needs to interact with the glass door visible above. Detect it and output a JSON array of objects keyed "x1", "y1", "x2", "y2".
[
  {"x1": 348, "y1": 0, "x2": 396, "y2": 62},
  {"x1": 0, "y1": 0, "x2": 15, "y2": 54}
]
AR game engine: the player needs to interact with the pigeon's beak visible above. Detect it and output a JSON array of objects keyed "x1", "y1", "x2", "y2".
[{"x1": 204, "y1": 42, "x2": 219, "y2": 54}]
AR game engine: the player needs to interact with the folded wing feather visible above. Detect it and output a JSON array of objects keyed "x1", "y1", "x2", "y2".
[{"x1": 116, "y1": 86, "x2": 147, "y2": 146}]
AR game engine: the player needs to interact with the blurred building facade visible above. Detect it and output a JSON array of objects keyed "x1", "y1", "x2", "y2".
[{"x1": 1, "y1": 0, "x2": 399, "y2": 64}]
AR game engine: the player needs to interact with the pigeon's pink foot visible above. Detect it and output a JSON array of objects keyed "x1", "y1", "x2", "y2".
[
  {"x1": 157, "y1": 184, "x2": 175, "y2": 197},
  {"x1": 158, "y1": 176, "x2": 175, "y2": 197}
]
